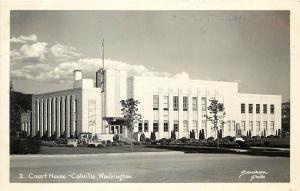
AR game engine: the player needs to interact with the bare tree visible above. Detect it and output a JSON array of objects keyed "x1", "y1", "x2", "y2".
[{"x1": 205, "y1": 98, "x2": 226, "y2": 148}]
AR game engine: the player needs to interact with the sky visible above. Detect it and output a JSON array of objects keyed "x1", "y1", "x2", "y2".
[{"x1": 10, "y1": 11, "x2": 290, "y2": 101}]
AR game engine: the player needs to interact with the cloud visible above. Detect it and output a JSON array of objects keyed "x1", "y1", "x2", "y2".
[
  {"x1": 10, "y1": 34, "x2": 190, "y2": 84},
  {"x1": 11, "y1": 42, "x2": 48, "y2": 63},
  {"x1": 10, "y1": 34, "x2": 37, "y2": 44},
  {"x1": 20, "y1": 42, "x2": 48, "y2": 61},
  {"x1": 50, "y1": 43, "x2": 84, "y2": 61},
  {"x1": 11, "y1": 58, "x2": 190, "y2": 83},
  {"x1": 173, "y1": 72, "x2": 190, "y2": 80}
]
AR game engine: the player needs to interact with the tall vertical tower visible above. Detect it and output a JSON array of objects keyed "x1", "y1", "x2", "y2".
[{"x1": 96, "y1": 39, "x2": 106, "y2": 133}]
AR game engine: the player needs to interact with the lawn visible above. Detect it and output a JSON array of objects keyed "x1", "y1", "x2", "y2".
[{"x1": 39, "y1": 145, "x2": 169, "y2": 155}]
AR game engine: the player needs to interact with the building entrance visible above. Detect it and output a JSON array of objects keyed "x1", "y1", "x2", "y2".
[{"x1": 110, "y1": 125, "x2": 122, "y2": 134}]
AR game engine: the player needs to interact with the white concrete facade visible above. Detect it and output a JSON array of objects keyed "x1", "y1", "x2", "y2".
[
  {"x1": 27, "y1": 69, "x2": 281, "y2": 140},
  {"x1": 30, "y1": 71, "x2": 102, "y2": 138},
  {"x1": 101, "y1": 69, "x2": 282, "y2": 139}
]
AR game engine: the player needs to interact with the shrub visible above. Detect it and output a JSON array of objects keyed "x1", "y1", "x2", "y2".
[
  {"x1": 140, "y1": 133, "x2": 146, "y2": 142},
  {"x1": 159, "y1": 138, "x2": 168, "y2": 145},
  {"x1": 264, "y1": 141, "x2": 270, "y2": 146},
  {"x1": 133, "y1": 141, "x2": 142, "y2": 145},
  {"x1": 113, "y1": 134, "x2": 120, "y2": 142},
  {"x1": 122, "y1": 141, "x2": 131, "y2": 145},
  {"x1": 190, "y1": 130, "x2": 196, "y2": 139},
  {"x1": 171, "y1": 130, "x2": 176, "y2": 140},
  {"x1": 179, "y1": 137, "x2": 188, "y2": 144},
  {"x1": 112, "y1": 142, "x2": 119, "y2": 146},
  {"x1": 10, "y1": 138, "x2": 41, "y2": 154},
  {"x1": 150, "y1": 131, "x2": 156, "y2": 141},
  {"x1": 199, "y1": 129, "x2": 205, "y2": 140},
  {"x1": 133, "y1": 132, "x2": 139, "y2": 141},
  {"x1": 145, "y1": 137, "x2": 151, "y2": 143},
  {"x1": 97, "y1": 144, "x2": 105, "y2": 148},
  {"x1": 106, "y1": 140, "x2": 112, "y2": 146}
]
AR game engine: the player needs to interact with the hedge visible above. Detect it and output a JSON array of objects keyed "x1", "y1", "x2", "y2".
[{"x1": 10, "y1": 138, "x2": 41, "y2": 154}]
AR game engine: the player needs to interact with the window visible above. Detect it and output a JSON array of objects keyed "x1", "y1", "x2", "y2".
[
  {"x1": 263, "y1": 121, "x2": 267, "y2": 130},
  {"x1": 232, "y1": 120, "x2": 236, "y2": 131},
  {"x1": 164, "y1": 121, "x2": 169, "y2": 132},
  {"x1": 153, "y1": 95, "x2": 159, "y2": 110},
  {"x1": 270, "y1": 104, "x2": 274, "y2": 114},
  {"x1": 192, "y1": 120, "x2": 198, "y2": 130},
  {"x1": 256, "y1": 121, "x2": 260, "y2": 131},
  {"x1": 138, "y1": 121, "x2": 143, "y2": 132},
  {"x1": 241, "y1": 103, "x2": 245, "y2": 113},
  {"x1": 201, "y1": 120, "x2": 206, "y2": 129},
  {"x1": 153, "y1": 121, "x2": 159, "y2": 132},
  {"x1": 183, "y1": 96, "x2": 188, "y2": 111},
  {"x1": 241, "y1": 121, "x2": 246, "y2": 131},
  {"x1": 173, "y1": 121, "x2": 179, "y2": 132},
  {"x1": 88, "y1": 99, "x2": 96, "y2": 133},
  {"x1": 173, "y1": 96, "x2": 179, "y2": 111},
  {"x1": 163, "y1": 96, "x2": 169, "y2": 110},
  {"x1": 201, "y1": 97, "x2": 206, "y2": 111},
  {"x1": 183, "y1": 120, "x2": 189, "y2": 132},
  {"x1": 248, "y1": 121, "x2": 253, "y2": 131},
  {"x1": 249, "y1": 104, "x2": 253, "y2": 114},
  {"x1": 192, "y1": 97, "x2": 198, "y2": 111},
  {"x1": 256, "y1": 104, "x2": 260, "y2": 114},
  {"x1": 263, "y1": 104, "x2": 267, "y2": 114},
  {"x1": 270, "y1": 121, "x2": 275, "y2": 131},
  {"x1": 227, "y1": 120, "x2": 231, "y2": 131},
  {"x1": 144, "y1": 121, "x2": 149, "y2": 132}
]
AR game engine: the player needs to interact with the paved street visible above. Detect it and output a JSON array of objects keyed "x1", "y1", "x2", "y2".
[{"x1": 10, "y1": 152, "x2": 289, "y2": 183}]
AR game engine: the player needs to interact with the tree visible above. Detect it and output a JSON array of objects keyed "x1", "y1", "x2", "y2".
[
  {"x1": 199, "y1": 129, "x2": 205, "y2": 140},
  {"x1": 140, "y1": 133, "x2": 146, "y2": 142},
  {"x1": 150, "y1": 131, "x2": 156, "y2": 141},
  {"x1": 10, "y1": 81, "x2": 32, "y2": 137},
  {"x1": 282, "y1": 101, "x2": 290, "y2": 137},
  {"x1": 120, "y1": 98, "x2": 143, "y2": 140},
  {"x1": 190, "y1": 130, "x2": 195, "y2": 139},
  {"x1": 205, "y1": 98, "x2": 226, "y2": 148},
  {"x1": 171, "y1": 130, "x2": 176, "y2": 140}
]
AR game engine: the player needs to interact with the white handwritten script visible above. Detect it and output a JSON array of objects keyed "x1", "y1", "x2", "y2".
[
  {"x1": 19, "y1": 172, "x2": 132, "y2": 182},
  {"x1": 239, "y1": 170, "x2": 269, "y2": 181}
]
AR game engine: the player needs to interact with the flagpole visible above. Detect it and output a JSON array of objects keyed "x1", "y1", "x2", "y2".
[{"x1": 102, "y1": 39, "x2": 104, "y2": 69}]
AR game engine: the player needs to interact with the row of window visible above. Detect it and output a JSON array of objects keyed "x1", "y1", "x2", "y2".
[
  {"x1": 138, "y1": 120, "x2": 275, "y2": 133},
  {"x1": 153, "y1": 96, "x2": 207, "y2": 111},
  {"x1": 227, "y1": 120, "x2": 275, "y2": 131},
  {"x1": 240, "y1": 121, "x2": 275, "y2": 131},
  {"x1": 138, "y1": 120, "x2": 192, "y2": 133},
  {"x1": 241, "y1": 103, "x2": 275, "y2": 114}
]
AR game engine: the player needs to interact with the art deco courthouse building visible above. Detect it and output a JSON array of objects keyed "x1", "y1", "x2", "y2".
[{"x1": 30, "y1": 68, "x2": 281, "y2": 140}]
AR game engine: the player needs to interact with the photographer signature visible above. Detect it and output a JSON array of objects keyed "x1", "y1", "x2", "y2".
[{"x1": 239, "y1": 170, "x2": 269, "y2": 181}]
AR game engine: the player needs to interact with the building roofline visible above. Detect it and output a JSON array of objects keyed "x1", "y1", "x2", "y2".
[
  {"x1": 130, "y1": 75, "x2": 239, "y2": 85},
  {"x1": 238, "y1": 93, "x2": 282, "y2": 97}
]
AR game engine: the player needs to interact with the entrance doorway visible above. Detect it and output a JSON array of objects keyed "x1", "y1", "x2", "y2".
[{"x1": 110, "y1": 125, "x2": 122, "y2": 134}]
